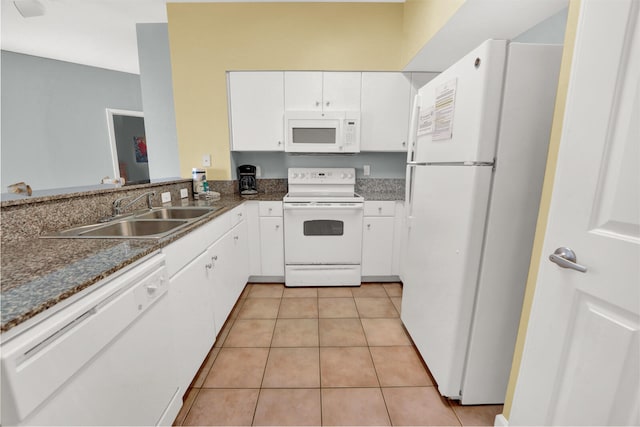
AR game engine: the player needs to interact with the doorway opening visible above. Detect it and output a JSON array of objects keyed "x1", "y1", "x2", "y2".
[{"x1": 106, "y1": 109, "x2": 149, "y2": 185}]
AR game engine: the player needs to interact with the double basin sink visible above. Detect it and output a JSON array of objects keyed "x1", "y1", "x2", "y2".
[{"x1": 43, "y1": 207, "x2": 220, "y2": 239}]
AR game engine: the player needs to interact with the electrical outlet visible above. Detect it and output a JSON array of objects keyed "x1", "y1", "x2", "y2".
[
  {"x1": 180, "y1": 188, "x2": 188, "y2": 199},
  {"x1": 256, "y1": 165, "x2": 262, "y2": 178},
  {"x1": 202, "y1": 154, "x2": 211, "y2": 167},
  {"x1": 161, "y1": 192, "x2": 171, "y2": 203},
  {"x1": 363, "y1": 165, "x2": 371, "y2": 176}
]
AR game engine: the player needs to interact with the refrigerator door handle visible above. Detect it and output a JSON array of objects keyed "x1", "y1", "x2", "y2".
[
  {"x1": 407, "y1": 162, "x2": 428, "y2": 166},
  {"x1": 405, "y1": 165, "x2": 417, "y2": 225}
]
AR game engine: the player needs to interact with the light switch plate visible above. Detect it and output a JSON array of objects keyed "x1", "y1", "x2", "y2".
[
  {"x1": 161, "y1": 192, "x2": 172, "y2": 203},
  {"x1": 202, "y1": 154, "x2": 211, "y2": 167},
  {"x1": 180, "y1": 188, "x2": 188, "y2": 199},
  {"x1": 363, "y1": 165, "x2": 371, "y2": 176}
]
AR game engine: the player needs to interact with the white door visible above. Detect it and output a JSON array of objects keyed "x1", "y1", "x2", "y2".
[{"x1": 510, "y1": 1, "x2": 640, "y2": 425}]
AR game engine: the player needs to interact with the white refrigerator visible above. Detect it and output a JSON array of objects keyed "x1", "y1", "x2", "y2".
[{"x1": 401, "y1": 40, "x2": 562, "y2": 404}]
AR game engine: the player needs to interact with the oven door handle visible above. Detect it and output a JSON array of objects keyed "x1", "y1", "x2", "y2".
[{"x1": 283, "y1": 204, "x2": 363, "y2": 210}]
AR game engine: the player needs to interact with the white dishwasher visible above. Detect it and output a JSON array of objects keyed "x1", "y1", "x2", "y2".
[{"x1": 1, "y1": 253, "x2": 181, "y2": 426}]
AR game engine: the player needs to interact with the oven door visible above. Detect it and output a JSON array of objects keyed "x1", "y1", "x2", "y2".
[{"x1": 283, "y1": 202, "x2": 363, "y2": 265}]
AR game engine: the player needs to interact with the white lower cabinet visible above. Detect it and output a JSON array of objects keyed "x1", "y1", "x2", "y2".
[
  {"x1": 259, "y1": 216, "x2": 284, "y2": 276},
  {"x1": 362, "y1": 216, "x2": 395, "y2": 276},
  {"x1": 169, "y1": 249, "x2": 217, "y2": 393},
  {"x1": 361, "y1": 201, "x2": 402, "y2": 278},
  {"x1": 210, "y1": 219, "x2": 249, "y2": 331},
  {"x1": 249, "y1": 201, "x2": 284, "y2": 279}
]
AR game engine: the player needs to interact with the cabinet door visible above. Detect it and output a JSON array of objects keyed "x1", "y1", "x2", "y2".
[
  {"x1": 230, "y1": 219, "x2": 250, "y2": 297},
  {"x1": 245, "y1": 202, "x2": 262, "y2": 276},
  {"x1": 169, "y1": 250, "x2": 216, "y2": 391},
  {"x1": 362, "y1": 217, "x2": 395, "y2": 276},
  {"x1": 361, "y1": 72, "x2": 411, "y2": 152},
  {"x1": 284, "y1": 71, "x2": 323, "y2": 111},
  {"x1": 229, "y1": 71, "x2": 284, "y2": 151},
  {"x1": 208, "y1": 232, "x2": 234, "y2": 332},
  {"x1": 259, "y1": 216, "x2": 284, "y2": 276},
  {"x1": 322, "y1": 72, "x2": 361, "y2": 111}
]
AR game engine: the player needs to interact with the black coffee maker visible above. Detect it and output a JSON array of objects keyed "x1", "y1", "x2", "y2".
[{"x1": 237, "y1": 165, "x2": 258, "y2": 195}]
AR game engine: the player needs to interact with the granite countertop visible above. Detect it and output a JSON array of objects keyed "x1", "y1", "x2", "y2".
[
  {"x1": 1, "y1": 192, "x2": 285, "y2": 335},
  {"x1": 1, "y1": 188, "x2": 402, "y2": 334},
  {"x1": 360, "y1": 191, "x2": 405, "y2": 201}
]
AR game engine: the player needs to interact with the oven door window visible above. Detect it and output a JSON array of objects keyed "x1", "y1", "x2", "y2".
[{"x1": 303, "y1": 220, "x2": 344, "y2": 236}]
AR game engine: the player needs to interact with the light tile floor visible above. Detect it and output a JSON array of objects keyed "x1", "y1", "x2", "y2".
[{"x1": 173, "y1": 283, "x2": 503, "y2": 426}]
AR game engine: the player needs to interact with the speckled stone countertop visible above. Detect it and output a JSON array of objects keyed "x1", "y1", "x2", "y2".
[{"x1": 1, "y1": 192, "x2": 285, "y2": 334}]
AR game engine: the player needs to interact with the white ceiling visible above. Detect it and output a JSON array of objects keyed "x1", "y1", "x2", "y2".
[
  {"x1": 2, "y1": 0, "x2": 566, "y2": 75},
  {"x1": 1, "y1": 0, "x2": 404, "y2": 74}
]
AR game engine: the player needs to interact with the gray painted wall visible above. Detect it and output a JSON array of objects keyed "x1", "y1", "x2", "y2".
[
  {"x1": 513, "y1": 7, "x2": 568, "y2": 44},
  {"x1": 1, "y1": 51, "x2": 143, "y2": 191},
  {"x1": 231, "y1": 152, "x2": 407, "y2": 179},
  {"x1": 136, "y1": 23, "x2": 181, "y2": 180}
]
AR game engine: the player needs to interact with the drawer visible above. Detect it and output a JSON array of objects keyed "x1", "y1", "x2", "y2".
[
  {"x1": 364, "y1": 201, "x2": 396, "y2": 216},
  {"x1": 259, "y1": 201, "x2": 283, "y2": 217},
  {"x1": 229, "y1": 204, "x2": 247, "y2": 227}
]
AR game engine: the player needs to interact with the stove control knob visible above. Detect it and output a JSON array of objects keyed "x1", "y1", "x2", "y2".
[
  {"x1": 341, "y1": 173, "x2": 347, "y2": 179},
  {"x1": 292, "y1": 173, "x2": 299, "y2": 179}
]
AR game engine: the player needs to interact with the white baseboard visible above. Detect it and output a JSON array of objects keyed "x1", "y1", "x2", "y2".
[{"x1": 494, "y1": 413, "x2": 509, "y2": 427}]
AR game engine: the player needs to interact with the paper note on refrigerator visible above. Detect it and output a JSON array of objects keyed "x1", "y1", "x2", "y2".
[
  {"x1": 432, "y1": 78, "x2": 457, "y2": 141},
  {"x1": 417, "y1": 106, "x2": 434, "y2": 136}
]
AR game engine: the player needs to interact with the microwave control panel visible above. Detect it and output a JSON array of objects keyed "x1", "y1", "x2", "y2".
[{"x1": 343, "y1": 119, "x2": 358, "y2": 146}]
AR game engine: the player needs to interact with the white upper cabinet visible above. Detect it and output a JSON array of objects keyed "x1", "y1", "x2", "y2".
[
  {"x1": 284, "y1": 71, "x2": 361, "y2": 112},
  {"x1": 360, "y1": 72, "x2": 412, "y2": 152},
  {"x1": 228, "y1": 71, "x2": 284, "y2": 151}
]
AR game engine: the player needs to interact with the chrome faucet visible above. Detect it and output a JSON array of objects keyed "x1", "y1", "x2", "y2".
[{"x1": 112, "y1": 191, "x2": 156, "y2": 216}]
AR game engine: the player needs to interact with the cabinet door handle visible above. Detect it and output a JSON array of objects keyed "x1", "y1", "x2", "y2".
[
  {"x1": 315, "y1": 101, "x2": 320, "y2": 107},
  {"x1": 276, "y1": 224, "x2": 280, "y2": 229},
  {"x1": 367, "y1": 223, "x2": 371, "y2": 230},
  {"x1": 278, "y1": 141, "x2": 282, "y2": 146},
  {"x1": 326, "y1": 101, "x2": 330, "y2": 107},
  {"x1": 234, "y1": 235, "x2": 239, "y2": 241},
  {"x1": 205, "y1": 263, "x2": 213, "y2": 270},
  {"x1": 212, "y1": 255, "x2": 218, "y2": 262}
]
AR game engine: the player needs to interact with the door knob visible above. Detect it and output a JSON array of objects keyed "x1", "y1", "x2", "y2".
[{"x1": 549, "y1": 247, "x2": 587, "y2": 273}]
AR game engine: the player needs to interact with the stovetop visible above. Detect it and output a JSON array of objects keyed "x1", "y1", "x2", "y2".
[
  {"x1": 283, "y1": 192, "x2": 364, "y2": 203},
  {"x1": 285, "y1": 167, "x2": 361, "y2": 203}
]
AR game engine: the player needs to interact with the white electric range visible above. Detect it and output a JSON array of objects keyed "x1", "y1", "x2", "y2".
[{"x1": 283, "y1": 168, "x2": 364, "y2": 287}]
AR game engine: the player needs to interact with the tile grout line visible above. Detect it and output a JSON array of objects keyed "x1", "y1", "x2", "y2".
[{"x1": 250, "y1": 288, "x2": 284, "y2": 426}]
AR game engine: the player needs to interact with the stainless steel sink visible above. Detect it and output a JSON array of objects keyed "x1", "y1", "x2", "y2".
[
  {"x1": 81, "y1": 219, "x2": 189, "y2": 238},
  {"x1": 45, "y1": 219, "x2": 190, "y2": 239},
  {"x1": 134, "y1": 207, "x2": 217, "y2": 220},
  {"x1": 42, "y1": 206, "x2": 221, "y2": 239}
]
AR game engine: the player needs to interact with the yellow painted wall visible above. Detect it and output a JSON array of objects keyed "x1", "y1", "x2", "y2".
[
  {"x1": 166, "y1": 1, "x2": 462, "y2": 179},
  {"x1": 167, "y1": 2, "x2": 405, "y2": 179},
  {"x1": 402, "y1": 0, "x2": 465, "y2": 64},
  {"x1": 502, "y1": 0, "x2": 581, "y2": 419}
]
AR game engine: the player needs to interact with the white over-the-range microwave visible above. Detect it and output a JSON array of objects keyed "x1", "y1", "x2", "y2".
[{"x1": 284, "y1": 111, "x2": 360, "y2": 153}]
